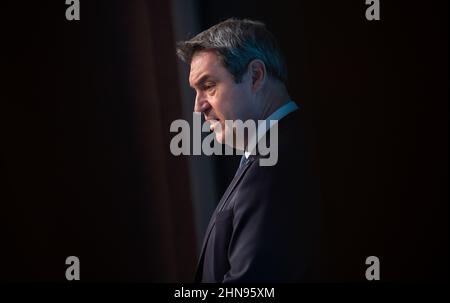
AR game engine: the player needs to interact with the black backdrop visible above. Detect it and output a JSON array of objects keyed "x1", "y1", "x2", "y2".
[{"x1": 1, "y1": 0, "x2": 448, "y2": 282}]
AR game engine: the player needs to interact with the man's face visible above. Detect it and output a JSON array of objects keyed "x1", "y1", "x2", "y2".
[{"x1": 189, "y1": 50, "x2": 256, "y2": 144}]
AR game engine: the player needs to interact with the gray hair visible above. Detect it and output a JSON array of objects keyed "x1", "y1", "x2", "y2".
[{"x1": 176, "y1": 18, "x2": 288, "y2": 85}]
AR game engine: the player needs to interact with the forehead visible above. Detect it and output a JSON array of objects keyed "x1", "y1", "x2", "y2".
[{"x1": 189, "y1": 50, "x2": 226, "y2": 86}]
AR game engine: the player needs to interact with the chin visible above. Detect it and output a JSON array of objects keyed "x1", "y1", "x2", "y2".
[
  {"x1": 212, "y1": 122, "x2": 227, "y2": 144},
  {"x1": 214, "y1": 131, "x2": 225, "y2": 144}
]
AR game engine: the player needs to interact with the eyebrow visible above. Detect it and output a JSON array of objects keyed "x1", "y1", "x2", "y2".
[{"x1": 190, "y1": 74, "x2": 215, "y2": 89}]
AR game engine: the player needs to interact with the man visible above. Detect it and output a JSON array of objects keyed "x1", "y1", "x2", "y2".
[{"x1": 176, "y1": 18, "x2": 320, "y2": 282}]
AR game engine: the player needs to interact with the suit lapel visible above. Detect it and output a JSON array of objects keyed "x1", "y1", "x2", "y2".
[{"x1": 194, "y1": 156, "x2": 257, "y2": 281}]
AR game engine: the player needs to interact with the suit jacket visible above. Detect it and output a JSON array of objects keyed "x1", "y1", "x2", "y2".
[{"x1": 194, "y1": 108, "x2": 321, "y2": 282}]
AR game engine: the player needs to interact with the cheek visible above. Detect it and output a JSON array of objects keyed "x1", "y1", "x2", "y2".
[
  {"x1": 209, "y1": 91, "x2": 229, "y2": 119},
  {"x1": 219, "y1": 89, "x2": 245, "y2": 118},
  {"x1": 211, "y1": 82, "x2": 250, "y2": 121}
]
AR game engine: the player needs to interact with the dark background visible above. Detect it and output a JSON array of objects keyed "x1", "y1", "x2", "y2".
[{"x1": 1, "y1": 0, "x2": 448, "y2": 282}]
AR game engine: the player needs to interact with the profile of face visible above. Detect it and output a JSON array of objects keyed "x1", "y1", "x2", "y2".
[{"x1": 189, "y1": 51, "x2": 263, "y2": 145}]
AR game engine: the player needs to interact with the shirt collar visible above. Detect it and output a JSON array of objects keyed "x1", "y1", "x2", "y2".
[{"x1": 244, "y1": 101, "x2": 299, "y2": 159}]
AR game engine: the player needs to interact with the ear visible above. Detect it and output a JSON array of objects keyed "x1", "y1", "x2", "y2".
[{"x1": 247, "y1": 59, "x2": 266, "y2": 92}]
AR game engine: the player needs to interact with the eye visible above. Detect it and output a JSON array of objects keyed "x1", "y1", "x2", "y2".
[{"x1": 203, "y1": 82, "x2": 216, "y2": 92}]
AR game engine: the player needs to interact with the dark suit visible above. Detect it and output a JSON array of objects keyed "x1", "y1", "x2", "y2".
[{"x1": 195, "y1": 108, "x2": 320, "y2": 282}]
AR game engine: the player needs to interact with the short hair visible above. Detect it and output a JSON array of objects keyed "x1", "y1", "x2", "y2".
[{"x1": 176, "y1": 18, "x2": 288, "y2": 85}]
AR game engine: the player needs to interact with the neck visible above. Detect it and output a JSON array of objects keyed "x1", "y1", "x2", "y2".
[
  {"x1": 238, "y1": 80, "x2": 290, "y2": 152},
  {"x1": 258, "y1": 80, "x2": 291, "y2": 120}
]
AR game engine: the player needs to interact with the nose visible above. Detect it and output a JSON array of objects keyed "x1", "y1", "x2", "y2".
[{"x1": 193, "y1": 92, "x2": 211, "y2": 114}]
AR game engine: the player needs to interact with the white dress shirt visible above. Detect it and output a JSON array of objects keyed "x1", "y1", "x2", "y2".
[{"x1": 243, "y1": 100, "x2": 299, "y2": 159}]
